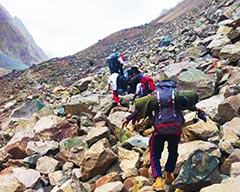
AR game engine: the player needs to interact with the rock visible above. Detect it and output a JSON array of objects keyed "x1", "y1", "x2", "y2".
[
  {"x1": 160, "y1": 61, "x2": 199, "y2": 80},
  {"x1": 48, "y1": 170, "x2": 64, "y2": 186},
  {"x1": 36, "y1": 156, "x2": 59, "y2": 174},
  {"x1": 12, "y1": 167, "x2": 41, "y2": 189},
  {"x1": 230, "y1": 162, "x2": 240, "y2": 178},
  {"x1": 94, "y1": 172, "x2": 121, "y2": 190},
  {"x1": 0, "y1": 168, "x2": 21, "y2": 192},
  {"x1": 64, "y1": 102, "x2": 95, "y2": 116},
  {"x1": 161, "y1": 140, "x2": 221, "y2": 174},
  {"x1": 200, "y1": 176, "x2": 240, "y2": 192},
  {"x1": 121, "y1": 135, "x2": 150, "y2": 150},
  {"x1": 36, "y1": 119, "x2": 79, "y2": 141},
  {"x1": 196, "y1": 95, "x2": 225, "y2": 122},
  {"x1": 80, "y1": 138, "x2": 118, "y2": 181},
  {"x1": 26, "y1": 140, "x2": 58, "y2": 155},
  {"x1": 183, "y1": 112, "x2": 220, "y2": 142},
  {"x1": 178, "y1": 69, "x2": 215, "y2": 99},
  {"x1": 71, "y1": 76, "x2": 94, "y2": 92},
  {"x1": 117, "y1": 146, "x2": 140, "y2": 179},
  {"x1": 220, "y1": 149, "x2": 240, "y2": 175},
  {"x1": 207, "y1": 34, "x2": 231, "y2": 49},
  {"x1": 85, "y1": 127, "x2": 110, "y2": 147},
  {"x1": 33, "y1": 115, "x2": 62, "y2": 133},
  {"x1": 108, "y1": 111, "x2": 131, "y2": 129},
  {"x1": 218, "y1": 94, "x2": 240, "y2": 123},
  {"x1": 173, "y1": 149, "x2": 221, "y2": 192},
  {"x1": 94, "y1": 181, "x2": 124, "y2": 192},
  {"x1": 11, "y1": 99, "x2": 45, "y2": 120},
  {"x1": 220, "y1": 43, "x2": 240, "y2": 62}
]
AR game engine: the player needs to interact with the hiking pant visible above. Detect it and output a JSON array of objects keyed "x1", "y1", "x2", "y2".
[
  {"x1": 113, "y1": 90, "x2": 120, "y2": 104},
  {"x1": 149, "y1": 134, "x2": 180, "y2": 178}
]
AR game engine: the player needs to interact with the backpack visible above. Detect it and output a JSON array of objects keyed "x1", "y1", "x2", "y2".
[
  {"x1": 123, "y1": 67, "x2": 140, "y2": 94},
  {"x1": 140, "y1": 76, "x2": 155, "y2": 97},
  {"x1": 152, "y1": 80, "x2": 184, "y2": 135},
  {"x1": 117, "y1": 75, "x2": 129, "y2": 92},
  {"x1": 107, "y1": 53, "x2": 123, "y2": 75}
]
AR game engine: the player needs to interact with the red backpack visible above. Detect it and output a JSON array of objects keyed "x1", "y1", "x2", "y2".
[{"x1": 140, "y1": 76, "x2": 155, "y2": 96}]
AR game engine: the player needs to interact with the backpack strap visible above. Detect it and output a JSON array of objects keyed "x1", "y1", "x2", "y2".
[
  {"x1": 171, "y1": 89, "x2": 176, "y2": 117},
  {"x1": 157, "y1": 89, "x2": 162, "y2": 119}
]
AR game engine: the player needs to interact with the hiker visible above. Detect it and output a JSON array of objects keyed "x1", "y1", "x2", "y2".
[
  {"x1": 129, "y1": 71, "x2": 155, "y2": 101},
  {"x1": 106, "y1": 52, "x2": 124, "y2": 75},
  {"x1": 123, "y1": 66, "x2": 140, "y2": 94},
  {"x1": 107, "y1": 72, "x2": 121, "y2": 106},
  {"x1": 122, "y1": 80, "x2": 207, "y2": 191}
]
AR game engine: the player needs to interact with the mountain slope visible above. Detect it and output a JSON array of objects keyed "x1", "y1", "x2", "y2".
[
  {"x1": 0, "y1": 4, "x2": 48, "y2": 71},
  {"x1": 0, "y1": 0, "x2": 238, "y2": 104}
]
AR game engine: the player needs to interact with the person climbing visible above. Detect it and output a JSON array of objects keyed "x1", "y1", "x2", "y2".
[
  {"x1": 123, "y1": 66, "x2": 140, "y2": 94},
  {"x1": 129, "y1": 70, "x2": 155, "y2": 101},
  {"x1": 107, "y1": 72, "x2": 121, "y2": 106},
  {"x1": 122, "y1": 80, "x2": 207, "y2": 191}
]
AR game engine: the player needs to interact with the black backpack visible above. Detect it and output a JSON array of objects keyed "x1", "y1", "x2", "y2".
[
  {"x1": 124, "y1": 66, "x2": 140, "y2": 94},
  {"x1": 107, "y1": 53, "x2": 123, "y2": 75},
  {"x1": 117, "y1": 75, "x2": 129, "y2": 91}
]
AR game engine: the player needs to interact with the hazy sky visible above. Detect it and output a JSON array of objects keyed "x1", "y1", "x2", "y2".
[{"x1": 1, "y1": 0, "x2": 179, "y2": 57}]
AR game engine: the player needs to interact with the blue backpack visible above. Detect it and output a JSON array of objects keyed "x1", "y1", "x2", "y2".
[
  {"x1": 107, "y1": 53, "x2": 123, "y2": 75},
  {"x1": 152, "y1": 80, "x2": 184, "y2": 135}
]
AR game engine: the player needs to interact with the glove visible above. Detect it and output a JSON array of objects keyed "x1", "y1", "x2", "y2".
[
  {"x1": 197, "y1": 109, "x2": 207, "y2": 122},
  {"x1": 192, "y1": 117, "x2": 199, "y2": 123},
  {"x1": 122, "y1": 119, "x2": 130, "y2": 129}
]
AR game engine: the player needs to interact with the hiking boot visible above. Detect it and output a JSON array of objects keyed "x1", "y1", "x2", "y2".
[
  {"x1": 152, "y1": 177, "x2": 164, "y2": 191},
  {"x1": 164, "y1": 172, "x2": 175, "y2": 185}
]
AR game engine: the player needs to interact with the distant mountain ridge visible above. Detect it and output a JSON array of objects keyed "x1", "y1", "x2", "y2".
[{"x1": 0, "y1": 4, "x2": 48, "y2": 73}]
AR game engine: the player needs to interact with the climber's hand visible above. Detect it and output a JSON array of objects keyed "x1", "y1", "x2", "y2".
[
  {"x1": 122, "y1": 119, "x2": 130, "y2": 129},
  {"x1": 197, "y1": 109, "x2": 207, "y2": 122}
]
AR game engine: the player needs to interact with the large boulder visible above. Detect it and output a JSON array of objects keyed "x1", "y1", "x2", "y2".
[
  {"x1": 172, "y1": 149, "x2": 221, "y2": 192},
  {"x1": 160, "y1": 61, "x2": 199, "y2": 80},
  {"x1": 178, "y1": 69, "x2": 216, "y2": 99},
  {"x1": 196, "y1": 95, "x2": 225, "y2": 122},
  {"x1": 219, "y1": 43, "x2": 240, "y2": 62},
  {"x1": 80, "y1": 138, "x2": 118, "y2": 181},
  {"x1": 218, "y1": 94, "x2": 240, "y2": 124},
  {"x1": 183, "y1": 112, "x2": 219, "y2": 142}
]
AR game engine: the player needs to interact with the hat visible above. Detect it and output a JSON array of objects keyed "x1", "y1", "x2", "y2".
[{"x1": 131, "y1": 66, "x2": 140, "y2": 75}]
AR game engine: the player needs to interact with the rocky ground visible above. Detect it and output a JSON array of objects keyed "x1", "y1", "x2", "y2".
[{"x1": 0, "y1": 0, "x2": 239, "y2": 191}]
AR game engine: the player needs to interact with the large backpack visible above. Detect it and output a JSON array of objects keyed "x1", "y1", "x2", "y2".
[
  {"x1": 117, "y1": 75, "x2": 129, "y2": 93},
  {"x1": 140, "y1": 76, "x2": 155, "y2": 97},
  {"x1": 152, "y1": 80, "x2": 184, "y2": 135},
  {"x1": 107, "y1": 53, "x2": 123, "y2": 75},
  {"x1": 124, "y1": 67, "x2": 140, "y2": 94}
]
